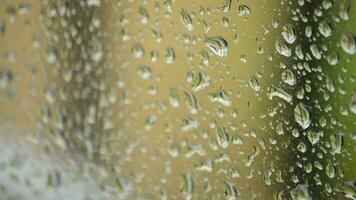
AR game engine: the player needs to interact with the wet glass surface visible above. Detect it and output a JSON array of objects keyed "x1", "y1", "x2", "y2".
[{"x1": 0, "y1": 0, "x2": 355, "y2": 199}]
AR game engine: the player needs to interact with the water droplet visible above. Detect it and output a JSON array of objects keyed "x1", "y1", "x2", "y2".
[
  {"x1": 327, "y1": 52, "x2": 339, "y2": 65},
  {"x1": 310, "y1": 44, "x2": 322, "y2": 59},
  {"x1": 325, "y1": 76, "x2": 335, "y2": 92},
  {"x1": 45, "y1": 46, "x2": 58, "y2": 64},
  {"x1": 240, "y1": 54, "x2": 247, "y2": 62},
  {"x1": 275, "y1": 39, "x2": 291, "y2": 57},
  {"x1": 221, "y1": 17, "x2": 230, "y2": 27},
  {"x1": 164, "y1": 47, "x2": 175, "y2": 64},
  {"x1": 180, "y1": 8, "x2": 194, "y2": 31},
  {"x1": 244, "y1": 146, "x2": 260, "y2": 167},
  {"x1": 216, "y1": 126, "x2": 230, "y2": 149},
  {"x1": 205, "y1": 36, "x2": 229, "y2": 57},
  {"x1": 150, "y1": 50, "x2": 159, "y2": 62},
  {"x1": 276, "y1": 123, "x2": 284, "y2": 135},
  {"x1": 341, "y1": 33, "x2": 355, "y2": 55},
  {"x1": 305, "y1": 26, "x2": 313, "y2": 38},
  {"x1": 326, "y1": 160, "x2": 336, "y2": 178},
  {"x1": 169, "y1": 88, "x2": 180, "y2": 108},
  {"x1": 180, "y1": 173, "x2": 194, "y2": 200},
  {"x1": 307, "y1": 130, "x2": 321, "y2": 145},
  {"x1": 222, "y1": 0, "x2": 232, "y2": 12},
  {"x1": 186, "y1": 72, "x2": 211, "y2": 91},
  {"x1": 295, "y1": 44, "x2": 304, "y2": 60},
  {"x1": 185, "y1": 92, "x2": 200, "y2": 114},
  {"x1": 330, "y1": 132, "x2": 343, "y2": 155},
  {"x1": 297, "y1": 142, "x2": 307, "y2": 153},
  {"x1": 195, "y1": 160, "x2": 213, "y2": 172},
  {"x1": 201, "y1": 50, "x2": 210, "y2": 66},
  {"x1": 144, "y1": 115, "x2": 156, "y2": 130},
  {"x1": 131, "y1": 43, "x2": 145, "y2": 58},
  {"x1": 290, "y1": 184, "x2": 311, "y2": 200},
  {"x1": 267, "y1": 85, "x2": 292, "y2": 103},
  {"x1": 0, "y1": 69, "x2": 12, "y2": 88},
  {"x1": 248, "y1": 75, "x2": 261, "y2": 92},
  {"x1": 237, "y1": 5, "x2": 251, "y2": 16},
  {"x1": 322, "y1": 0, "x2": 333, "y2": 10},
  {"x1": 138, "y1": 6, "x2": 149, "y2": 24},
  {"x1": 349, "y1": 91, "x2": 356, "y2": 114},
  {"x1": 151, "y1": 29, "x2": 163, "y2": 43},
  {"x1": 137, "y1": 65, "x2": 153, "y2": 80},
  {"x1": 294, "y1": 103, "x2": 311, "y2": 129},
  {"x1": 181, "y1": 117, "x2": 199, "y2": 132},
  {"x1": 281, "y1": 69, "x2": 296, "y2": 86},
  {"x1": 223, "y1": 181, "x2": 239, "y2": 200},
  {"x1": 209, "y1": 87, "x2": 232, "y2": 106},
  {"x1": 318, "y1": 21, "x2": 332, "y2": 38},
  {"x1": 230, "y1": 167, "x2": 241, "y2": 178},
  {"x1": 339, "y1": 0, "x2": 351, "y2": 20},
  {"x1": 0, "y1": 21, "x2": 5, "y2": 38},
  {"x1": 263, "y1": 170, "x2": 272, "y2": 185},
  {"x1": 231, "y1": 135, "x2": 243, "y2": 145},
  {"x1": 282, "y1": 23, "x2": 297, "y2": 44},
  {"x1": 340, "y1": 181, "x2": 356, "y2": 199}
]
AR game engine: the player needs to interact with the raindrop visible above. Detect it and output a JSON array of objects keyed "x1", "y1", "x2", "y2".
[
  {"x1": 186, "y1": 72, "x2": 211, "y2": 92},
  {"x1": 180, "y1": 8, "x2": 194, "y2": 31},
  {"x1": 205, "y1": 36, "x2": 229, "y2": 57},
  {"x1": 222, "y1": 0, "x2": 232, "y2": 12},
  {"x1": 267, "y1": 85, "x2": 292, "y2": 103},
  {"x1": 310, "y1": 44, "x2": 322, "y2": 59},
  {"x1": 281, "y1": 69, "x2": 296, "y2": 86},
  {"x1": 294, "y1": 103, "x2": 311, "y2": 130},
  {"x1": 180, "y1": 173, "x2": 194, "y2": 200},
  {"x1": 209, "y1": 87, "x2": 232, "y2": 106},
  {"x1": 137, "y1": 65, "x2": 153, "y2": 80},
  {"x1": 297, "y1": 142, "x2": 307, "y2": 153},
  {"x1": 0, "y1": 69, "x2": 12, "y2": 88},
  {"x1": 290, "y1": 184, "x2": 311, "y2": 200},
  {"x1": 305, "y1": 26, "x2": 313, "y2": 38},
  {"x1": 349, "y1": 91, "x2": 356, "y2": 114},
  {"x1": 282, "y1": 23, "x2": 297, "y2": 44},
  {"x1": 248, "y1": 75, "x2": 261, "y2": 92},
  {"x1": 181, "y1": 117, "x2": 199, "y2": 132},
  {"x1": 216, "y1": 126, "x2": 230, "y2": 149},
  {"x1": 295, "y1": 44, "x2": 304, "y2": 60},
  {"x1": 318, "y1": 21, "x2": 332, "y2": 38},
  {"x1": 275, "y1": 39, "x2": 291, "y2": 57},
  {"x1": 131, "y1": 43, "x2": 145, "y2": 58},
  {"x1": 223, "y1": 181, "x2": 238, "y2": 200},
  {"x1": 325, "y1": 160, "x2": 336, "y2": 179},
  {"x1": 340, "y1": 181, "x2": 356, "y2": 199},
  {"x1": 307, "y1": 130, "x2": 321, "y2": 145},
  {"x1": 339, "y1": 0, "x2": 351, "y2": 21},
  {"x1": 185, "y1": 92, "x2": 200, "y2": 114},
  {"x1": 164, "y1": 47, "x2": 176, "y2": 64},
  {"x1": 0, "y1": 21, "x2": 5, "y2": 38},
  {"x1": 237, "y1": 5, "x2": 251, "y2": 16},
  {"x1": 195, "y1": 160, "x2": 213, "y2": 172},
  {"x1": 169, "y1": 88, "x2": 180, "y2": 108},
  {"x1": 327, "y1": 53, "x2": 339, "y2": 66},
  {"x1": 138, "y1": 6, "x2": 149, "y2": 24},
  {"x1": 341, "y1": 33, "x2": 355, "y2": 55},
  {"x1": 330, "y1": 132, "x2": 343, "y2": 155}
]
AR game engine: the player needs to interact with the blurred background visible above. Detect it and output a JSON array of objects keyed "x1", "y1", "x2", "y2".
[{"x1": 0, "y1": 0, "x2": 355, "y2": 199}]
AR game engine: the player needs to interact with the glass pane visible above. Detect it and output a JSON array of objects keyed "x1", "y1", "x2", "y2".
[{"x1": 0, "y1": 0, "x2": 355, "y2": 199}]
